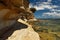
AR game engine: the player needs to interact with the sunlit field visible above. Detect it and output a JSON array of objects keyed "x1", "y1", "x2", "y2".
[{"x1": 29, "y1": 19, "x2": 60, "y2": 40}]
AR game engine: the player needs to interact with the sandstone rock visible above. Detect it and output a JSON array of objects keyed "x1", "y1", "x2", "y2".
[
  {"x1": 7, "y1": 19, "x2": 40, "y2": 40},
  {"x1": 7, "y1": 25, "x2": 40, "y2": 40},
  {"x1": 0, "y1": 0, "x2": 36, "y2": 39}
]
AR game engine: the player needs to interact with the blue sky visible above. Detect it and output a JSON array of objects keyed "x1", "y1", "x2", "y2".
[{"x1": 29, "y1": 0, "x2": 60, "y2": 19}]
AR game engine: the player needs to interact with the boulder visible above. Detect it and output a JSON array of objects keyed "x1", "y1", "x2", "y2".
[{"x1": 7, "y1": 24, "x2": 40, "y2": 40}]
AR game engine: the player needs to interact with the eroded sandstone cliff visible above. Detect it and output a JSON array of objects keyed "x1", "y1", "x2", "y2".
[{"x1": 0, "y1": 0, "x2": 36, "y2": 37}]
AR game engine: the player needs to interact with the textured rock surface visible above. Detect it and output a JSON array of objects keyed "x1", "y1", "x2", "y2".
[
  {"x1": 0, "y1": 0, "x2": 35, "y2": 36},
  {"x1": 7, "y1": 19, "x2": 40, "y2": 40},
  {"x1": 7, "y1": 27, "x2": 40, "y2": 40},
  {"x1": 0, "y1": 0, "x2": 38, "y2": 40}
]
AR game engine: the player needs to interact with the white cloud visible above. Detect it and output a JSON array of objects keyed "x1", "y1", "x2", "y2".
[
  {"x1": 33, "y1": 5, "x2": 45, "y2": 10},
  {"x1": 29, "y1": 2, "x2": 59, "y2": 10},
  {"x1": 29, "y1": 0, "x2": 60, "y2": 18},
  {"x1": 42, "y1": 12, "x2": 60, "y2": 18},
  {"x1": 29, "y1": 3, "x2": 45, "y2": 10},
  {"x1": 48, "y1": 0, "x2": 52, "y2": 2}
]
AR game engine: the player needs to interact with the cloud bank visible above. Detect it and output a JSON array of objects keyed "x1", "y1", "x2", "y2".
[{"x1": 29, "y1": 0, "x2": 60, "y2": 18}]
